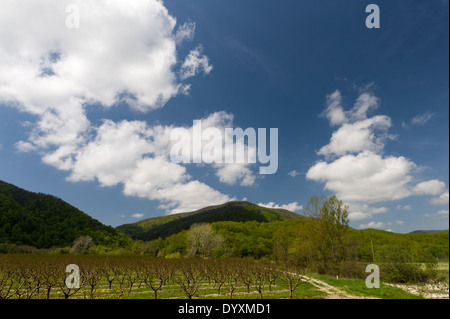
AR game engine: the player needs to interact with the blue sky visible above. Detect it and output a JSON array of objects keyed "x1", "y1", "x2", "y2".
[{"x1": 0, "y1": 0, "x2": 448, "y2": 232}]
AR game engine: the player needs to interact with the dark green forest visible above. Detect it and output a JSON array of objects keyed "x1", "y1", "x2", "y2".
[{"x1": 0, "y1": 180, "x2": 130, "y2": 249}]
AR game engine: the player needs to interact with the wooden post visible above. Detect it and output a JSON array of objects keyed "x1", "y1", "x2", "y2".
[{"x1": 370, "y1": 236, "x2": 375, "y2": 262}]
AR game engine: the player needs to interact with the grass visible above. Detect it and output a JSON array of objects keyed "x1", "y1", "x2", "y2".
[
  {"x1": 437, "y1": 261, "x2": 449, "y2": 270},
  {"x1": 309, "y1": 273, "x2": 422, "y2": 299},
  {"x1": 4, "y1": 272, "x2": 427, "y2": 299},
  {"x1": 0, "y1": 273, "x2": 327, "y2": 299},
  {"x1": 36, "y1": 277, "x2": 327, "y2": 299}
]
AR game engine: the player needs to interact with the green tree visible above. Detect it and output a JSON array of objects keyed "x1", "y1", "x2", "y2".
[{"x1": 303, "y1": 195, "x2": 350, "y2": 270}]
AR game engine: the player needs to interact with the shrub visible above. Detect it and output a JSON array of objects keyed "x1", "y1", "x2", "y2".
[
  {"x1": 338, "y1": 261, "x2": 366, "y2": 279},
  {"x1": 376, "y1": 244, "x2": 430, "y2": 283},
  {"x1": 71, "y1": 236, "x2": 94, "y2": 254}
]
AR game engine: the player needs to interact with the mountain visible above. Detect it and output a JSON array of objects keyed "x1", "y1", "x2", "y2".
[
  {"x1": 409, "y1": 230, "x2": 449, "y2": 234},
  {"x1": 0, "y1": 180, "x2": 130, "y2": 249},
  {"x1": 117, "y1": 201, "x2": 305, "y2": 241}
]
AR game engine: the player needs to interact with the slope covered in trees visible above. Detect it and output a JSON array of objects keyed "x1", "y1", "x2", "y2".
[
  {"x1": 1, "y1": 179, "x2": 448, "y2": 265},
  {"x1": 0, "y1": 180, "x2": 130, "y2": 249},
  {"x1": 140, "y1": 196, "x2": 448, "y2": 262},
  {"x1": 117, "y1": 201, "x2": 305, "y2": 241}
]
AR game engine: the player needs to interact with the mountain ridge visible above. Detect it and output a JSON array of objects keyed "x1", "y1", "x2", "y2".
[
  {"x1": 2, "y1": 178, "x2": 448, "y2": 252},
  {"x1": 409, "y1": 229, "x2": 449, "y2": 234},
  {"x1": 117, "y1": 201, "x2": 305, "y2": 241}
]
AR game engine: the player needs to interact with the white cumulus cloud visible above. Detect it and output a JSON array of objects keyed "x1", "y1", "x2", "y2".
[
  {"x1": 317, "y1": 116, "x2": 392, "y2": 157},
  {"x1": 430, "y1": 191, "x2": 449, "y2": 205},
  {"x1": 413, "y1": 180, "x2": 446, "y2": 196},
  {"x1": 180, "y1": 45, "x2": 213, "y2": 80},
  {"x1": 307, "y1": 151, "x2": 415, "y2": 203},
  {"x1": 258, "y1": 202, "x2": 303, "y2": 212},
  {"x1": 348, "y1": 203, "x2": 388, "y2": 221},
  {"x1": 322, "y1": 90, "x2": 347, "y2": 126},
  {"x1": 0, "y1": 0, "x2": 251, "y2": 215},
  {"x1": 215, "y1": 164, "x2": 256, "y2": 186},
  {"x1": 288, "y1": 170, "x2": 299, "y2": 177},
  {"x1": 64, "y1": 112, "x2": 245, "y2": 214},
  {"x1": 1, "y1": 0, "x2": 208, "y2": 160},
  {"x1": 308, "y1": 89, "x2": 447, "y2": 223},
  {"x1": 358, "y1": 221, "x2": 385, "y2": 229},
  {"x1": 424, "y1": 209, "x2": 449, "y2": 220}
]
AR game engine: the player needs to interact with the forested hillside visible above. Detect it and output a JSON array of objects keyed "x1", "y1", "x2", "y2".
[
  {"x1": 1, "y1": 179, "x2": 448, "y2": 264},
  {"x1": 0, "y1": 180, "x2": 130, "y2": 249},
  {"x1": 117, "y1": 201, "x2": 305, "y2": 240}
]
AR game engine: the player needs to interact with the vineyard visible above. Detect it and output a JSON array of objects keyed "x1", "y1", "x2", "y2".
[{"x1": 0, "y1": 255, "x2": 326, "y2": 299}]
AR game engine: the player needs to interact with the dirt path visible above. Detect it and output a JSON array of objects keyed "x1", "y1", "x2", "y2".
[
  {"x1": 300, "y1": 274, "x2": 378, "y2": 299},
  {"x1": 281, "y1": 271, "x2": 378, "y2": 299}
]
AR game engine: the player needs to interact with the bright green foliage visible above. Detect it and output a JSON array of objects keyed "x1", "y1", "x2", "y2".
[
  {"x1": 117, "y1": 201, "x2": 305, "y2": 240},
  {"x1": 301, "y1": 195, "x2": 350, "y2": 266}
]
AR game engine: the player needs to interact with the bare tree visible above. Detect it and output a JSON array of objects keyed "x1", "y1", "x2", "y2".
[
  {"x1": 103, "y1": 262, "x2": 118, "y2": 290},
  {"x1": 208, "y1": 260, "x2": 226, "y2": 295},
  {"x1": 40, "y1": 262, "x2": 59, "y2": 299},
  {"x1": 19, "y1": 266, "x2": 43, "y2": 299},
  {"x1": 251, "y1": 264, "x2": 269, "y2": 299},
  {"x1": 115, "y1": 265, "x2": 128, "y2": 299},
  {"x1": 0, "y1": 263, "x2": 18, "y2": 299},
  {"x1": 187, "y1": 224, "x2": 223, "y2": 257},
  {"x1": 83, "y1": 262, "x2": 103, "y2": 299},
  {"x1": 174, "y1": 260, "x2": 205, "y2": 299},
  {"x1": 222, "y1": 260, "x2": 240, "y2": 299},
  {"x1": 238, "y1": 265, "x2": 253, "y2": 294},
  {"x1": 141, "y1": 260, "x2": 172, "y2": 299},
  {"x1": 280, "y1": 265, "x2": 309, "y2": 299},
  {"x1": 71, "y1": 236, "x2": 94, "y2": 254},
  {"x1": 266, "y1": 263, "x2": 280, "y2": 292}
]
